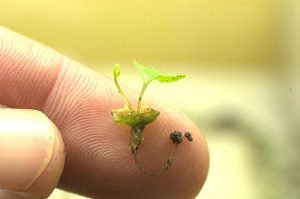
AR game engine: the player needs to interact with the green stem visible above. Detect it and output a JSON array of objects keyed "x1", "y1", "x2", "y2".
[
  {"x1": 137, "y1": 83, "x2": 148, "y2": 113},
  {"x1": 114, "y1": 75, "x2": 133, "y2": 112}
]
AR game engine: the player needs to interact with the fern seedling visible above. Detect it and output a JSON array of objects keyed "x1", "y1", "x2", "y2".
[{"x1": 112, "y1": 61, "x2": 186, "y2": 175}]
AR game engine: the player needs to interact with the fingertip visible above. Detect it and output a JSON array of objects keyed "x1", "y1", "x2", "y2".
[
  {"x1": 123, "y1": 105, "x2": 209, "y2": 198},
  {"x1": 159, "y1": 108, "x2": 209, "y2": 198}
]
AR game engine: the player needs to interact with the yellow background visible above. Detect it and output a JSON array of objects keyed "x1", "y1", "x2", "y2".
[
  {"x1": 1, "y1": 0, "x2": 299, "y2": 199},
  {"x1": 1, "y1": 0, "x2": 278, "y2": 67}
]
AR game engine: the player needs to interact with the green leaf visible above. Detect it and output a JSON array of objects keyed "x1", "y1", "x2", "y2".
[
  {"x1": 113, "y1": 63, "x2": 121, "y2": 77},
  {"x1": 154, "y1": 74, "x2": 186, "y2": 83},
  {"x1": 133, "y1": 60, "x2": 185, "y2": 85}
]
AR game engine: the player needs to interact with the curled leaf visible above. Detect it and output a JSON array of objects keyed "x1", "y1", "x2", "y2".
[{"x1": 133, "y1": 60, "x2": 185, "y2": 85}]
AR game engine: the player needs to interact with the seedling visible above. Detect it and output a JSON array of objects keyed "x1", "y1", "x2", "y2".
[{"x1": 112, "y1": 61, "x2": 186, "y2": 175}]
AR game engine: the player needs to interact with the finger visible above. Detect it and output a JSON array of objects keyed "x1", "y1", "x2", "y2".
[
  {"x1": 0, "y1": 27, "x2": 209, "y2": 199},
  {"x1": 0, "y1": 109, "x2": 65, "y2": 199}
]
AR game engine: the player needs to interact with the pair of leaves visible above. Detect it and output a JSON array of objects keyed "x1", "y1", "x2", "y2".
[{"x1": 113, "y1": 61, "x2": 186, "y2": 86}]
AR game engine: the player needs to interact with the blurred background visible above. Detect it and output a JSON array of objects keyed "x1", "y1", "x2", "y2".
[{"x1": 1, "y1": 0, "x2": 299, "y2": 198}]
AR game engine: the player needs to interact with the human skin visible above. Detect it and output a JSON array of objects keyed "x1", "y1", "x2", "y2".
[{"x1": 0, "y1": 27, "x2": 209, "y2": 199}]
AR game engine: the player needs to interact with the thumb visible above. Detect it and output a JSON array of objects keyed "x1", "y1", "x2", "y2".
[{"x1": 0, "y1": 108, "x2": 65, "y2": 199}]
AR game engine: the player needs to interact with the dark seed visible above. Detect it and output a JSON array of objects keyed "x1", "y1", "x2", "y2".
[
  {"x1": 184, "y1": 131, "x2": 193, "y2": 142},
  {"x1": 169, "y1": 131, "x2": 183, "y2": 144}
]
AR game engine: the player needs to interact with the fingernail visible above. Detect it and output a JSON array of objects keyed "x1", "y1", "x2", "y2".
[
  {"x1": 0, "y1": 109, "x2": 55, "y2": 191},
  {"x1": 0, "y1": 188, "x2": 38, "y2": 199}
]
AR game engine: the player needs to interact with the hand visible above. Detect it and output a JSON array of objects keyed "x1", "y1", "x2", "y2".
[{"x1": 0, "y1": 27, "x2": 209, "y2": 199}]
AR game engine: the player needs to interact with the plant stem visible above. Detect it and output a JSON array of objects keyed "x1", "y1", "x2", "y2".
[
  {"x1": 114, "y1": 75, "x2": 133, "y2": 112},
  {"x1": 137, "y1": 83, "x2": 148, "y2": 113}
]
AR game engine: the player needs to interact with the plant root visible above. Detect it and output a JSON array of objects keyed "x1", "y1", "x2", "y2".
[{"x1": 133, "y1": 149, "x2": 177, "y2": 176}]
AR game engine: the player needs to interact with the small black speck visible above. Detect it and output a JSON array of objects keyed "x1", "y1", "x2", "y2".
[
  {"x1": 170, "y1": 131, "x2": 183, "y2": 144},
  {"x1": 184, "y1": 131, "x2": 193, "y2": 142}
]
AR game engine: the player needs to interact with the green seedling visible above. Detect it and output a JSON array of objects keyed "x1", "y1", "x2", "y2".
[{"x1": 112, "y1": 61, "x2": 186, "y2": 175}]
